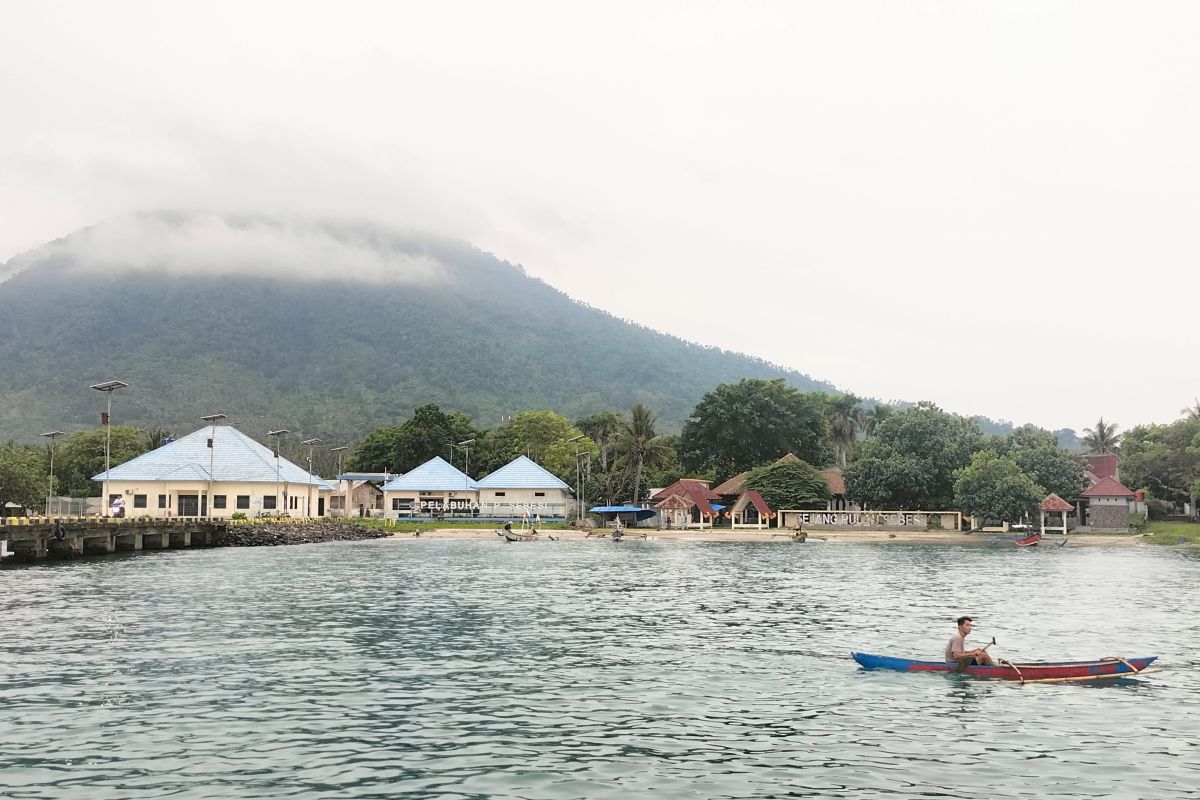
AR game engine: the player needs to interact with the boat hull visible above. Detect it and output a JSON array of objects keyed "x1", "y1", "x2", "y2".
[{"x1": 852, "y1": 652, "x2": 1156, "y2": 681}]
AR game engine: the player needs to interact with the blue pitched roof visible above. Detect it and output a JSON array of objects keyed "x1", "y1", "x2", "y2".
[
  {"x1": 380, "y1": 456, "x2": 476, "y2": 492},
  {"x1": 475, "y1": 455, "x2": 570, "y2": 491},
  {"x1": 93, "y1": 425, "x2": 333, "y2": 490}
]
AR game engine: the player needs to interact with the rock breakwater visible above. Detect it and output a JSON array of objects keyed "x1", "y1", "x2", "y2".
[{"x1": 214, "y1": 521, "x2": 391, "y2": 548}]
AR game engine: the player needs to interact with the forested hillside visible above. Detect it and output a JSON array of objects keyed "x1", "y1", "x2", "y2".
[{"x1": 0, "y1": 214, "x2": 835, "y2": 444}]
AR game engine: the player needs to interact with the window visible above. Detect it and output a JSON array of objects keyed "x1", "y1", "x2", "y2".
[
  {"x1": 392, "y1": 498, "x2": 403, "y2": 510},
  {"x1": 158, "y1": 495, "x2": 168, "y2": 509},
  {"x1": 289, "y1": 496, "x2": 299, "y2": 510},
  {"x1": 494, "y1": 491, "x2": 506, "y2": 497},
  {"x1": 213, "y1": 495, "x2": 227, "y2": 509},
  {"x1": 134, "y1": 494, "x2": 147, "y2": 508},
  {"x1": 534, "y1": 492, "x2": 545, "y2": 497},
  {"x1": 240, "y1": 495, "x2": 253, "y2": 509}
]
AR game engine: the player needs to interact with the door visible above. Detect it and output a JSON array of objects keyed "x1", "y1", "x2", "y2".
[
  {"x1": 318, "y1": 497, "x2": 325, "y2": 516},
  {"x1": 178, "y1": 495, "x2": 199, "y2": 517}
]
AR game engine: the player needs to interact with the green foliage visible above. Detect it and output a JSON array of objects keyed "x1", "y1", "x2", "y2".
[
  {"x1": 56, "y1": 426, "x2": 149, "y2": 497},
  {"x1": 824, "y1": 393, "x2": 860, "y2": 469},
  {"x1": 0, "y1": 442, "x2": 46, "y2": 512},
  {"x1": 744, "y1": 459, "x2": 830, "y2": 511},
  {"x1": 615, "y1": 404, "x2": 672, "y2": 503},
  {"x1": 1141, "y1": 520, "x2": 1200, "y2": 546},
  {"x1": 1082, "y1": 418, "x2": 1122, "y2": 454},
  {"x1": 680, "y1": 379, "x2": 833, "y2": 479},
  {"x1": 0, "y1": 216, "x2": 838, "y2": 443},
  {"x1": 1119, "y1": 420, "x2": 1200, "y2": 506},
  {"x1": 952, "y1": 450, "x2": 1043, "y2": 523},
  {"x1": 231, "y1": 511, "x2": 248, "y2": 520},
  {"x1": 478, "y1": 411, "x2": 593, "y2": 482},
  {"x1": 844, "y1": 402, "x2": 984, "y2": 510},
  {"x1": 576, "y1": 410, "x2": 628, "y2": 506},
  {"x1": 994, "y1": 424, "x2": 1088, "y2": 501},
  {"x1": 347, "y1": 404, "x2": 482, "y2": 474}
]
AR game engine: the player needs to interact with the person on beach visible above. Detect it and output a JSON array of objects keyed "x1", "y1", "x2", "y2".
[{"x1": 946, "y1": 616, "x2": 994, "y2": 666}]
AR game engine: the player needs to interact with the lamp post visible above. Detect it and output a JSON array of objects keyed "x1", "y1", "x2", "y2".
[
  {"x1": 568, "y1": 434, "x2": 585, "y2": 521},
  {"x1": 200, "y1": 414, "x2": 226, "y2": 518},
  {"x1": 301, "y1": 438, "x2": 321, "y2": 517},
  {"x1": 40, "y1": 431, "x2": 66, "y2": 517},
  {"x1": 267, "y1": 429, "x2": 288, "y2": 517},
  {"x1": 90, "y1": 380, "x2": 128, "y2": 518},
  {"x1": 455, "y1": 439, "x2": 475, "y2": 475},
  {"x1": 330, "y1": 445, "x2": 348, "y2": 516}
]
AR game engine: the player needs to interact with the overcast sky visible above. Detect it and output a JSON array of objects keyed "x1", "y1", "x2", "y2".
[{"x1": 2, "y1": 2, "x2": 1197, "y2": 432}]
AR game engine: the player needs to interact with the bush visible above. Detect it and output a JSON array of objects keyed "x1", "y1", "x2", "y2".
[
  {"x1": 1145, "y1": 498, "x2": 1174, "y2": 520},
  {"x1": 231, "y1": 512, "x2": 248, "y2": 520},
  {"x1": 1128, "y1": 512, "x2": 1148, "y2": 533}
]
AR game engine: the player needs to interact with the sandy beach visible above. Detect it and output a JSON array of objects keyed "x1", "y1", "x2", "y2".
[{"x1": 389, "y1": 528, "x2": 1145, "y2": 547}]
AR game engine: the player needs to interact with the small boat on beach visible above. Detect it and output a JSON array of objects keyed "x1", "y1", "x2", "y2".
[
  {"x1": 1014, "y1": 532, "x2": 1041, "y2": 547},
  {"x1": 852, "y1": 652, "x2": 1157, "y2": 683},
  {"x1": 496, "y1": 526, "x2": 539, "y2": 542}
]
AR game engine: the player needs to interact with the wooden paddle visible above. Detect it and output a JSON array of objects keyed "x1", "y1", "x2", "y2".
[{"x1": 956, "y1": 637, "x2": 996, "y2": 672}]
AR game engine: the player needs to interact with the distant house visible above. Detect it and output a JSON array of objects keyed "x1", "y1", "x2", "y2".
[
  {"x1": 92, "y1": 424, "x2": 333, "y2": 519},
  {"x1": 1080, "y1": 476, "x2": 1136, "y2": 532},
  {"x1": 475, "y1": 455, "x2": 572, "y2": 519},
  {"x1": 651, "y1": 478, "x2": 722, "y2": 529},
  {"x1": 328, "y1": 476, "x2": 386, "y2": 518},
  {"x1": 818, "y1": 467, "x2": 850, "y2": 510},
  {"x1": 380, "y1": 457, "x2": 478, "y2": 517}
]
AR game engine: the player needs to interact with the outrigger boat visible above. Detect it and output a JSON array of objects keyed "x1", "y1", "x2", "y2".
[
  {"x1": 1013, "y1": 532, "x2": 1041, "y2": 547},
  {"x1": 852, "y1": 652, "x2": 1158, "y2": 684}
]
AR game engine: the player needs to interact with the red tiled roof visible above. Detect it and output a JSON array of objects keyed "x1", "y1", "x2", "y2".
[
  {"x1": 712, "y1": 472, "x2": 748, "y2": 495},
  {"x1": 744, "y1": 489, "x2": 773, "y2": 518},
  {"x1": 819, "y1": 467, "x2": 846, "y2": 495},
  {"x1": 1040, "y1": 493, "x2": 1074, "y2": 512},
  {"x1": 655, "y1": 493, "x2": 693, "y2": 510},
  {"x1": 651, "y1": 478, "x2": 719, "y2": 502},
  {"x1": 1081, "y1": 476, "x2": 1135, "y2": 498},
  {"x1": 1084, "y1": 454, "x2": 1118, "y2": 480}
]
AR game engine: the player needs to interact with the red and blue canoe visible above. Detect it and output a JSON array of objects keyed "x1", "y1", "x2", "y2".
[{"x1": 852, "y1": 652, "x2": 1158, "y2": 683}]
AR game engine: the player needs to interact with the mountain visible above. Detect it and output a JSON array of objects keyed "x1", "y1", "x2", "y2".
[{"x1": 0, "y1": 213, "x2": 837, "y2": 444}]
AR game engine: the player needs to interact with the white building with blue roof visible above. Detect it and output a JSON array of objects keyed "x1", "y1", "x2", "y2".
[
  {"x1": 381, "y1": 456, "x2": 478, "y2": 517},
  {"x1": 475, "y1": 455, "x2": 572, "y2": 518},
  {"x1": 93, "y1": 425, "x2": 333, "y2": 519}
]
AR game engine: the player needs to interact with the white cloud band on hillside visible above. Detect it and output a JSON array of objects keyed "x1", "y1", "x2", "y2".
[{"x1": 10, "y1": 214, "x2": 447, "y2": 285}]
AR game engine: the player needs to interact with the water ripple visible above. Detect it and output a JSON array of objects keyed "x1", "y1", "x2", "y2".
[{"x1": 1, "y1": 540, "x2": 1197, "y2": 798}]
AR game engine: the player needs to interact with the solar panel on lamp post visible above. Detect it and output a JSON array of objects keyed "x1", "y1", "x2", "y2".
[
  {"x1": 89, "y1": 380, "x2": 128, "y2": 518},
  {"x1": 267, "y1": 429, "x2": 288, "y2": 517},
  {"x1": 200, "y1": 414, "x2": 226, "y2": 518},
  {"x1": 330, "y1": 446, "x2": 348, "y2": 516},
  {"x1": 40, "y1": 431, "x2": 66, "y2": 517},
  {"x1": 301, "y1": 438, "x2": 321, "y2": 517}
]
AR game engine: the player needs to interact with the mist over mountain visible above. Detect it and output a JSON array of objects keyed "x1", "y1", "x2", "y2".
[{"x1": 0, "y1": 213, "x2": 838, "y2": 444}]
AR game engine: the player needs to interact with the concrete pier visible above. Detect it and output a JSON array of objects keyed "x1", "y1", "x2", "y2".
[{"x1": 1, "y1": 518, "x2": 224, "y2": 563}]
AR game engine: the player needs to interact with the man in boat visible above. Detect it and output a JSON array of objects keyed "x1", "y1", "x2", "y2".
[{"x1": 946, "y1": 616, "x2": 995, "y2": 667}]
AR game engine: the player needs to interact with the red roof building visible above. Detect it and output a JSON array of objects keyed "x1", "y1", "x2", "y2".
[{"x1": 1081, "y1": 476, "x2": 1135, "y2": 498}]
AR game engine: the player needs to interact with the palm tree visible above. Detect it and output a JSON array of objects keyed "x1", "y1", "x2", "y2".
[
  {"x1": 854, "y1": 403, "x2": 892, "y2": 440},
  {"x1": 144, "y1": 426, "x2": 175, "y2": 450},
  {"x1": 827, "y1": 394, "x2": 860, "y2": 469},
  {"x1": 577, "y1": 411, "x2": 625, "y2": 505},
  {"x1": 1082, "y1": 418, "x2": 1121, "y2": 454},
  {"x1": 616, "y1": 404, "x2": 671, "y2": 503},
  {"x1": 1181, "y1": 399, "x2": 1200, "y2": 421}
]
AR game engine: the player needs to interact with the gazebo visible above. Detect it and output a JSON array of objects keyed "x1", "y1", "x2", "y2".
[
  {"x1": 729, "y1": 489, "x2": 775, "y2": 530},
  {"x1": 1039, "y1": 493, "x2": 1073, "y2": 536}
]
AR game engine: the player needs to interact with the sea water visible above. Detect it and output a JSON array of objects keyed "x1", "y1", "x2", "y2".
[{"x1": 1, "y1": 539, "x2": 1197, "y2": 799}]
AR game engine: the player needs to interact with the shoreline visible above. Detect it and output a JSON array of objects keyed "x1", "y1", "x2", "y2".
[{"x1": 388, "y1": 528, "x2": 1147, "y2": 547}]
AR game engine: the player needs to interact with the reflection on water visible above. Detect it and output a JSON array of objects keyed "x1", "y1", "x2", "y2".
[{"x1": 1, "y1": 540, "x2": 1198, "y2": 798}]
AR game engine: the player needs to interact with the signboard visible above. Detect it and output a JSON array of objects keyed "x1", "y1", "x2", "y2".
[{"x1": 779, "y1": 510, "x2": 961, "y2": 530}]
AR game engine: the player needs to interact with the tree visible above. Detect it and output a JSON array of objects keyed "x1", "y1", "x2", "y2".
[
  {"x1": 996, "y1": 425, "x2": 1088, "y2": 501},
  {"x1": 953, "y1": 450, "x2": 1043, "y2": 524},
  {"x1": 480, "y1": 411, "x2": 594, "y2": 482},
  {"x1": 843, "y1": 402, "x2": 984, "y2": 509},
  {"x1": 576, "y1": 410, "x2": 627, "y2": 506},
  {"x1": 143, "y1": 426, "x2": 175, "y2": 450},
  {"x1": 854, "y1": 403, "x2": 891, "y2": 440},
  {"x1": 54, "y1": 426, "x2": 149, "y2": 497},
  {"x1": 616, "y1": 404, "x2": 672, "y2": 503},
  {"x1": 0, "y1": 443, "x2": 45, "y2": 513},
  {"x1": 1120, "y1": 420, "x2": 1200, "y2": 505},
  {"x1": 348, "y1": 404, "x2": 482, "y2": 474},
  {"x1": 1182, "y1": 399, "x2": 1200, "y2": 421},
  {"x1": 1082, "y1": 418, "x2": 1121, "y2": 454},
  {"x1": 744, "y1": 459, "x2": 830, "y2": 511},
  {"x1": 825, "y1": 393, "x2": 860, "y2": 469},
  {"x1": 680, "y1": 379, "x2": 832, "y2": 479}
]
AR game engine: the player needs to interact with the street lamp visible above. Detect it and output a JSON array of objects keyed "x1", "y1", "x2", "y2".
[
  {"x1": 90, "y1": 380, "x2": 128, "y2": 517},
  {"x1": 40, "y1": 431, "x2": 66, "y2": 517},
  {"x1": 301, "y1": 438, "x2": 321, "y2": 517},
  {"x1": 455, "y1": 439, "x2": 475, "y2": 475},
  {"x1": 267, "y1": 429, "x2": 288, "y2": 517},
  {"x1": 330, "y1": 446, "x2": 348, "y2": 516},
  {"x1": 568, "y1": 434, "x2": 585, "y2": 521},
  {"x1": 200, "y1": 414, "x2": 226, "y2": 518}
]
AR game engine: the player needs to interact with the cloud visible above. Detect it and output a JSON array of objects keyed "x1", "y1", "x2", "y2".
[{"x1": 5, "y1": 213, "x2": 449, "y2": 285}]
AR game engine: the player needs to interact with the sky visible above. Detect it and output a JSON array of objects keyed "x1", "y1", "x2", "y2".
[{"x1": 1, "y1": 1, "x2": 1197, "y2": 433}]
